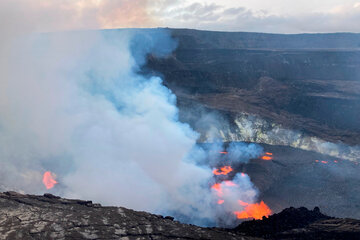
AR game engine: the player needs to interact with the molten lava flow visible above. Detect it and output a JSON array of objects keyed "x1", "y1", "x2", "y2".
[
  {"x1": 321, "y1": 161, "x2": 328, "y2": 164},
  {"x1": 234, "y1": 201, "x2": 272, "y2": 220},
  {"x1": 261, "y1": 156, "x2": 273, "y2": 161},
  {"x1": 261, "y1": 152, "x2": 273, "y2": 161},
  {"x1": 213, "y1": 166, "x2": 233, "y2": 176},
  {"x1": 219, "y1": 151, "x2": 228, "y2": 154},
  {"x1": 218, "y1": 199, "x2": 225, "y2": 205},
  {"x1": 42, "y1": 171, "x2": 58, "y2": 189}
]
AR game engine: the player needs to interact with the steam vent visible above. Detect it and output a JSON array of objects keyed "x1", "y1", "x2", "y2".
[{"x1": 1, "y1": 1, "x2": 360, "y2": 239}]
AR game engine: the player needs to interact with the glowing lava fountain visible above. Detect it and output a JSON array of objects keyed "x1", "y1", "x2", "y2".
[
  {"x1": 211, "y1": 150, "x2": 272, "y2": 220},
  {"x1": 234, "y1": 201, "x2": 272, "y2": 220},
  {"x1": 42, "y1": 171, "x2": 58, "y2": 190}
]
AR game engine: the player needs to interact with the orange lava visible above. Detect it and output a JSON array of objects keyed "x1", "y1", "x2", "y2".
[
  {"x1": 219, "y1": 151, "x2": 228, "y2": 154},
  {"x1": 42, "y1": 171, "x2": 58, "y2": 190},
  {"x1": 213, "y1": 166, "x2": 233, "y2": 176},
  {"x1": 234, "y1": 201, "x2": 272, "y2": 220},
  {"x1": 321, "y1": 161, "x2": 328, "y2": 164},
  {"x1": 218, "y1": 200, "x2": 225, "y2": 205},
  {"x1": 261, "y1": 152, "x2": 273, "y2": 161},
  {"x1": 261, "y1": 156, "x2": 273, "y2": 161}
]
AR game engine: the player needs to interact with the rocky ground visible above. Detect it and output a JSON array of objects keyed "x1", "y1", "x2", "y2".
[
  {"x1": 0, "y1": 192, "x2": 359, "y2": 240},
  {"x1": 0, "y1": 192, "x2": 250, "y2": 240},
  {"x1": 235, "y1": 206, "x2": 360, "y2": 239}
]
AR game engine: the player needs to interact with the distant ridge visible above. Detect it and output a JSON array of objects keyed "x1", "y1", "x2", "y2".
[{"x1": 169, "y1": 28, "x2": 360, "y2": 49}]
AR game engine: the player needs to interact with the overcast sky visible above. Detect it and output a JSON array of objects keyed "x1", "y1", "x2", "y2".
[
  {"x1": 2, "y1": 0, "x2": 360, "y2": 34},
  {"x1": 150, "y1": 0, "x2": 360, "y2": 33}
]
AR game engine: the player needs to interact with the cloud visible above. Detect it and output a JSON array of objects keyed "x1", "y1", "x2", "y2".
[
  {"x1": 2, "y1": 0, "x2": 359, "y2": 34},
  {"x1": 96, "y1": 0, "x2": 156, "y2": 28},
  {"x1": 0, "y1": 0, "x2": 155, "y2": 36},
  {"x1": 152, "y1": 1, "x2": 360, "y2": 33}
]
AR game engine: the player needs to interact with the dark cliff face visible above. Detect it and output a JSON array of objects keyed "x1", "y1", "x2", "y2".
[
  {"x1": 146, "y1": 29, "x2": 360, "y2": 145},
  {"x1": 170, "y1": 29, "x2": 360, "y2": 50}
]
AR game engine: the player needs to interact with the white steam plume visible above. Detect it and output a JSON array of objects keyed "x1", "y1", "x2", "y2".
[{"x1": 0, "y1": 1, "x2": 264, "y2": 227}]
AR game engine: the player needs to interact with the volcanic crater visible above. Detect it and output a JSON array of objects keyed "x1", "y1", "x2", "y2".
[{"x1": 1, "y1": 28, "x2": 360, "y2": 239}]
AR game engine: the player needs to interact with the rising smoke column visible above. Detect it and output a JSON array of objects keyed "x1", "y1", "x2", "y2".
[
  {"x1": 0, "y1": 28, "x2": 264, "y2": 226},
  {"x1": 0, "y1": 1, "x2": 266, "y2": 227},
  {"x1": 0, "y1": 28, "x2": 193, "y2": 204}
]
